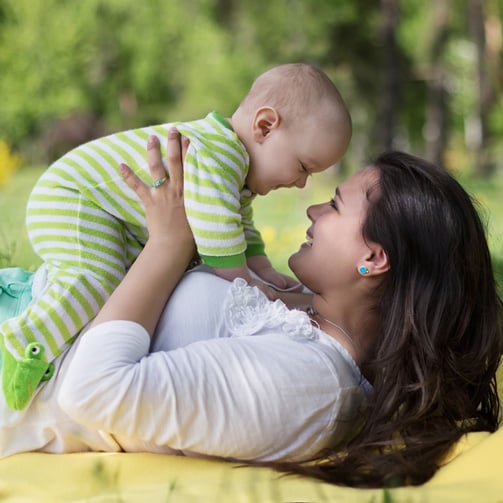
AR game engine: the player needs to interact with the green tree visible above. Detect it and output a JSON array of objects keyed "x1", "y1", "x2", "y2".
[{"x1": 0, "y1": 0, "x2": 501, "y2": 176}]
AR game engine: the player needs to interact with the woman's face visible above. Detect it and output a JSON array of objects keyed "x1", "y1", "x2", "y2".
[{"x1": 288, "y1": 168, "x2": 377, "y2": 293}]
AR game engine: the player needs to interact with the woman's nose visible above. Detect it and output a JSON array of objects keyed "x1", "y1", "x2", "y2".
[{"x1": 306, "y1": 202, "x2": 326, "y2": 221}]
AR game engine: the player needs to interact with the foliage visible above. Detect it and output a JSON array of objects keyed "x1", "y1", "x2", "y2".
[
  {"x1": 1, "y1": 0, "x2": 501, "y2": 175},
  {"x1": 1, "y1": 0, "x2": 502, "y2": 267}
]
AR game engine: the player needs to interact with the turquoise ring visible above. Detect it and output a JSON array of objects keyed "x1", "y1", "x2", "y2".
[{"x1": 151, "y1": 176, "x2": 167, "y2": 188}]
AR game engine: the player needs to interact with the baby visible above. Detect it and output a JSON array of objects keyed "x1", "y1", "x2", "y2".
[{"x1": 1, "y1": 63, "x2": 351, "y2": 410}]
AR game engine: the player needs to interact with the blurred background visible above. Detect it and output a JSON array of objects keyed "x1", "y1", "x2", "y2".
[{"x1": 0, "y1": 0, "x2": 502, "y2": 281}]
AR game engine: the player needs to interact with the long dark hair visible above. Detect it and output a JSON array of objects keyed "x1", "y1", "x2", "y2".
[{"x1": 277, "y1": 151, "x2": 503, "y2": 487}]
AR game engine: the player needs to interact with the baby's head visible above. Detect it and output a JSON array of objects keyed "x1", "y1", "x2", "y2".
[{"x1": 231, "y1": 63, "x2": 352, "y2": 195}]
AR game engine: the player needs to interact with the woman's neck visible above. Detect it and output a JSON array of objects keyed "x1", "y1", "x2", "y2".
[{"x1": 309, "y1": 296, "x2": 377, "y2": 367}]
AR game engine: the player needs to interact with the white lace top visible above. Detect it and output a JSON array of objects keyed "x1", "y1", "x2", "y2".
[
  {"x1": 1, "y1": 271, "x2": 372, "y2": 462},
  {"x1": 225, "y1": 278, "x2": 317, "y2": 339}
]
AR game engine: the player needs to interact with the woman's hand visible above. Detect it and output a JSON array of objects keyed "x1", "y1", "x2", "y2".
[
  {"x1": 120, "y1": 130, "x2": 192, "y2": 248},
  {"x1": 90, "y1": 128, "x2": 196, "y2": 335}
]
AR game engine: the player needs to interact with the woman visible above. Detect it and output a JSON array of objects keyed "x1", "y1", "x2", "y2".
[
  {"x1": 280, "y1": 149, "x2": 503, "y2": 487},
  {"x1": 2, "y1": 130, "x2": 501, "y2": 488}
]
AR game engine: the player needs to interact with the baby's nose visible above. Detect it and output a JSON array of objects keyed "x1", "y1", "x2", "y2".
[{"x1": 295, "y1": 176, "x2": 307, "y2": 188}]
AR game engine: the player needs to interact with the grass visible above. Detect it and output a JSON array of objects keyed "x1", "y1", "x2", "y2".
[
  {"x1": 1, "y1": 165, "x2": 503, "y2": 289},
  {"x1": 0, "y1": 166, "x2": 45, "y2": 270}
]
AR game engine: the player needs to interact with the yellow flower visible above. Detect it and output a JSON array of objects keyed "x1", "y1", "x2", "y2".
[
  {"x1": 0, "y1": 140, "x2": 21, "y2": 186},
  {"x1": 260, "y1": 225, "x2": 277, "y2": 245}
]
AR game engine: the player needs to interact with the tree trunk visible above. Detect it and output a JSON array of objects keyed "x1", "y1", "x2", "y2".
[
  {"x1": 423, "y1": 0, "x2": 450, "y2": 168},
  {"x1": 468, "y1": 0, "x2": 499, "y2": 176},
  {"x1": 373, "y1": 0, "x2": 399, "y2": 154}
]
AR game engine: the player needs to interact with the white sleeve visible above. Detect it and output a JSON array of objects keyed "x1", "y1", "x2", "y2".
[{"x1": 58, "y1": 320, "x2": 360, "y2": 462}]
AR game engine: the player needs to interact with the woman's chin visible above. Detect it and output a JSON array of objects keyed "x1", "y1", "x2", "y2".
[
  {"x1": 289, "y1": 243, "x2": 310, "y2": 263},
  {"x1": 288, "y1": 251, "x2": 303, "y2": 276}
]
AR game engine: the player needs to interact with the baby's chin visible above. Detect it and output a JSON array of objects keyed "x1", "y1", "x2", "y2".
[
  {"x1": 256, "y1": 187, "x2": 271, "y2": 196},
  {"x1": 244, "y1": 183, "x2": 269, "y2": 196}
]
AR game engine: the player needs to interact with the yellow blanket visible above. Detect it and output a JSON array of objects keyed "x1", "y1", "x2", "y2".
[
  {"x1": 0, "y1": 429, "x2": 500, "y2": 502},
  {"x1": 1, "y1": 367, "x2": 501, "y2": 502}
]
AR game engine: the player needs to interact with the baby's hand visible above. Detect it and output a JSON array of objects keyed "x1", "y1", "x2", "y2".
[
  {"x1": 247, "y1": 255, "x2": 302, "y2": 292},
  {"x1": 248, "y1": 278, "x2": 281, "y2": 301},
  {"x1": 211, "y1": 264, "x2": 280, "y2": 300},
  {"x1": 256, "y1": 268, "x2": 302, "y2": 292}
]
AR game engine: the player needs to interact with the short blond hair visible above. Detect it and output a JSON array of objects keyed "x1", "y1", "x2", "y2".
[{"x1": 240, "y1": 63, "x2": 350, "y2": 129}]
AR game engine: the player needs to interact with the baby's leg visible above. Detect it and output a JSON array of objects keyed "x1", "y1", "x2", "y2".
[{"x1": 0, "y1": 184, "x2": 130, "y2": 410}]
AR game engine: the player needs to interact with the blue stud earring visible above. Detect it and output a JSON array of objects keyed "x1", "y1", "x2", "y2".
[{"x1": 358, "y1": 266, "x2": 369, "y2": 275}]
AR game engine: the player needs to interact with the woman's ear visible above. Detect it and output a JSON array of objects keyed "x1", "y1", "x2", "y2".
[
  {"x1": 252, "y1": 107, "x2": 280, "y2": 143},
  {"x1": 359, "y1": 245, "x2": 389, "y2": 277}
]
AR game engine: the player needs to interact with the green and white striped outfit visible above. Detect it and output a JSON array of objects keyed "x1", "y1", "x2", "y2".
[{"x1": 0, "y1": 111, "x2": 265, "y2": 410}]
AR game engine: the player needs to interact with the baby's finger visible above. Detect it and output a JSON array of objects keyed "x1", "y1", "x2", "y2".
[
  {"x1": 282, "y1": 276, "x2": 303, "y2": 291},
  {"x1": 147, "y1": 135, "x2": 167, "y2": 187},
  {"x1": 166, "y1": 128, "x2": 184, "y2": 188},
  {"x1": 120, "y1": 163, "x2": 150, "y2": 203}
]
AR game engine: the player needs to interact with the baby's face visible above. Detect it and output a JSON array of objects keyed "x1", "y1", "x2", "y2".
[{"x1": 245, "y1": 124, "x2": 347, "y2": 196}]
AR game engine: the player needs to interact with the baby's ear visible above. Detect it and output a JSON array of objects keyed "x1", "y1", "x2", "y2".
[{"x1": 252, "y1": 107, "x2": 280, "y2": 143}]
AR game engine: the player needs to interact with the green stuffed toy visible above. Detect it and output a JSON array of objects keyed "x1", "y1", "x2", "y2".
[
  {"x1": 1, "y1": 340, "x2": 54, "y2": 409},
  {"x1": 0, "y1": 267, "x2": 53, "y2": 409}
]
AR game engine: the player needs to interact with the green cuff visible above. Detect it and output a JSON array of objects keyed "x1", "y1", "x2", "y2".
[
  {"x1": 200, "y1": 253, "x2": 246, "y2": 268},
  {"x1": 245, "y1": 243, "x2": 266, "y2": 257}
]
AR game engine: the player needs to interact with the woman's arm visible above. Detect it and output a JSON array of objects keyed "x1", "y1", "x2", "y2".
[
  {"x1": 90, "y1": 129, "x2": 195, "y2": 336},
  {"x1": 59, "y1": 320, "x2": 350, "y2": 462}
]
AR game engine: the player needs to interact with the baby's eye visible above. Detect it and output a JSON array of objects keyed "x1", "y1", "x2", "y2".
[
  {"x1": 329, "y1": 198, "x2": 338, "y2": 211},
  {"x1": 300, "y1": 163, "x2": 309, "y2": 173}
]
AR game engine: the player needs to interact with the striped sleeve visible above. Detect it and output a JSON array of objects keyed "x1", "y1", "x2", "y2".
[{"x1": 177, "y1": 115, "x2": 251, "y2": 268}]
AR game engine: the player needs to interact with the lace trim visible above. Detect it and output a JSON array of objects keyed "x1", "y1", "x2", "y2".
[{"x1": 224, "y1": 278, "x2": 317, "y2": 340}]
